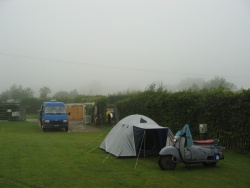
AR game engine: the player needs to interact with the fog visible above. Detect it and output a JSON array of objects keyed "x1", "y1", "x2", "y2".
[{"x1": 1, "y1": 0, "x2": 250, "y2": 96}]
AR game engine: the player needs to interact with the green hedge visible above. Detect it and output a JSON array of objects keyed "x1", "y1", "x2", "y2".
[
  {"x1": 116, "y1": 88, "x2": 250, "y2": 154},
  {"x1": 20, "y1": 98, "x2": 44, "y2": 114}
]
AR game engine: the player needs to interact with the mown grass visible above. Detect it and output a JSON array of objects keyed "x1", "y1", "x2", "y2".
[
  {"x1": 25, "y1": 113, "x2": 38, "y2": 119},
  {"x1": 0, "y1": 121, "x2": 250, "y2": 188}
]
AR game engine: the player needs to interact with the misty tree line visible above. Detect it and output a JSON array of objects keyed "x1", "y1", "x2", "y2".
[
  {"x1": 0, "y1": 76, "x2": 242, "y2": 115},
  {"x1": 0, "y1": 77, "x2": 237, "y2": 103},
  {"x1": 0, "y1": 85, "x2": 79, "y2": 102}
]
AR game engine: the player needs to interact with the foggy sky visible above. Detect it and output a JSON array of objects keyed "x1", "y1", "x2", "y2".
[{"x1": 1, "y1": 0, "x2": 250, "y2": 96}]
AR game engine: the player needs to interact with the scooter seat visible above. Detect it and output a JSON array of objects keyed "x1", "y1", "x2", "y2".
[{"x1": 193, "y1": 139, "x2": 214, "y2": 145}]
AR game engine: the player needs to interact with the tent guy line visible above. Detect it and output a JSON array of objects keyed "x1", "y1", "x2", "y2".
[
  {"x1": 84, "y1": 127, "x2": 113, "y2": 156},
  {"x1": 83, "y1": 127, "x2": 112, "y2": 148}
]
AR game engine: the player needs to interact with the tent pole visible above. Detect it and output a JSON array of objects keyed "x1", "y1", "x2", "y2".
[
  {"x1": 144, "y1": 131, "x2": 146, "y2": 159},
  {"x1": 135, "y1": 129, "x2": 146, "y2": 169}
]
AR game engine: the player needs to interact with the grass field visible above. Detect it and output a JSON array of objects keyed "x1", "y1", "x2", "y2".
[
  {"x1": 0, "y1": 121, "x2": 250, "y2": 188},
  {"x1": 25, "y1": 114, "x2": 38, "y2": 119}
]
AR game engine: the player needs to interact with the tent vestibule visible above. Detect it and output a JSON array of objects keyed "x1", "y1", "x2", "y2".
[{"x1": 100, "y1": 114, "x2": 171, "y2": 157}]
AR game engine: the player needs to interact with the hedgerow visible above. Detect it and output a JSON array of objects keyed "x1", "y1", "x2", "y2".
[{"x1": 116, "y1": 88, "x2": 250, "y2": 154}]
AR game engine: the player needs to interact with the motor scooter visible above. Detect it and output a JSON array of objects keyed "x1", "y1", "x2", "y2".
[{"x1": 158, "y1": 124, "x2": 224, "y2": 170}]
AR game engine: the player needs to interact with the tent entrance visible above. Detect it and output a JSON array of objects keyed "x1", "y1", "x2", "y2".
[{"x1": 133, "y1": 127, "x2": 168, "y2": 157}]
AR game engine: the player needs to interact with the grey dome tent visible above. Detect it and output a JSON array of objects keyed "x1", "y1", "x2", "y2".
[{"x1": 100, "y1": 114, "x2": 171, "y2": 157}]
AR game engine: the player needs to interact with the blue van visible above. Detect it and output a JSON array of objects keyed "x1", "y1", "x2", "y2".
[{"x1": 39, "y1": 100, "x2": 70, "y2": 132}]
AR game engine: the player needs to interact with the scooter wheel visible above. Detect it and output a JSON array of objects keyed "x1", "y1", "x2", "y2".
[{"x1": 158, "y1": 155, "x2": 177, "y2": 170}]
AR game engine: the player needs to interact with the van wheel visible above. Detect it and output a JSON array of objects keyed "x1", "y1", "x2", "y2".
[{"x1": 158, "y1": 155, "x2": 177, "y2": 170}]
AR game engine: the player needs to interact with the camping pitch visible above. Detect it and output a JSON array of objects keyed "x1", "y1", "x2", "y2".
[{"x1": 100, "y1": 114, "x2": 172, "y2": 157}]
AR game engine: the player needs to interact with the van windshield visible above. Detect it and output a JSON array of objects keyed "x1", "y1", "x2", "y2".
[{"x1": 44, "y1": 106, "x2": 66, "y2": 114}]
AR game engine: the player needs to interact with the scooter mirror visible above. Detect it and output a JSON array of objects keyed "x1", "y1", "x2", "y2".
[{"x1": 174, "y1": 136, "x2": 179, "y2": 143}]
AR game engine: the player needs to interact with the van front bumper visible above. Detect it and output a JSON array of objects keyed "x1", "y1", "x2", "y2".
[{"x1": 42, "y1": 121, "x2": 68, "y2": 129}]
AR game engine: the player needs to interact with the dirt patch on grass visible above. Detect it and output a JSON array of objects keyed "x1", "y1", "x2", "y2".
[{"x1": 69, "y1": 121, "x2": 102, "y2": 132}]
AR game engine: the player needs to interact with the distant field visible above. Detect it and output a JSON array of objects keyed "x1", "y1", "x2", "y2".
[{"x1": 0, "y1": 121, "x2": 250, "y2": 187}]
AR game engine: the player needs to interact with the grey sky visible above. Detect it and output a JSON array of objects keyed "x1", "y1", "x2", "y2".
[{"x1": 1, "y1": 0, "x2": 250, "y2": 96}]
